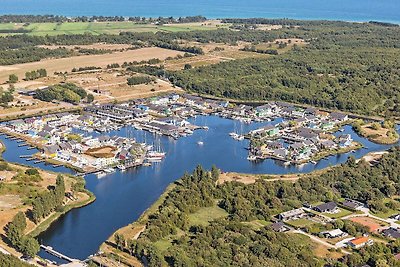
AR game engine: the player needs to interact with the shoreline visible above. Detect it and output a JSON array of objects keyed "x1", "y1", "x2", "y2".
[
  {"x1": 94, "y1": 147, "x2": 392, "y2": 265},
  {"x1": 0, "y1": 98, "x2": 399, "y2": 263},
  {"x1": 0, "y1": 139, "x2": 96, "y2": 259},
  {"x1": 29, "y1": 188, "x2": 95, "y2": 238},
  {"x1": 0, "y1": 13, "x2": 398, "y2": 26}
]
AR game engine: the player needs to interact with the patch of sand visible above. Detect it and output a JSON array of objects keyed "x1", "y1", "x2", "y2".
[
  {"x1": 0, "y1": 66, "x2": 18, "y2": 72},
  {"x1": 0, "y1": 195, "x2": 21, "y2": 210},
  {"x1": 218, "y1": 172, "x2": 258, "y2": 184}
]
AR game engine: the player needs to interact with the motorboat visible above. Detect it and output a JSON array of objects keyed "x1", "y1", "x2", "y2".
[
  {"x1": 117, "y1": 165, "x2": 126, "y2": 171},
  {"x1": 247, "y1": 155, "x2": 257, "y2": 161},
  {"x1": 104, "y1": 168, "x2": 115, "y2": 173}
]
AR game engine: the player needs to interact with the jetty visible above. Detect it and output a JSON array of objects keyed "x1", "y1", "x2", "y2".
[{"x1": 40, "y1": 245, "x2": 84, "y2": 265}]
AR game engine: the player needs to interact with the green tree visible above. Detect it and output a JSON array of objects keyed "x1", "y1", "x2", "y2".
[
  {"x1": 20, "y1": 237, "x2": 40, "y2": 258},
  {"x1": 87, "y1": 93, "x2": 94, "y2": 103},
  {"x1": 8, "y1": 74, "x2": 18, "y2": 83},
  {"x1": 6, "y1": 212, "x2": 26, "y2": 246},
  {"x1": 114, "y1": 233, "x2": 126, "y2": 251},
  {"x1": 25, "y1": 168, "x2": 39, "y2": 176}
]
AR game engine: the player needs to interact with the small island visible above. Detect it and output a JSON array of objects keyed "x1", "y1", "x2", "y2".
[{"x1": 353, "y1": 119, "x2": 399, "y2": 145}]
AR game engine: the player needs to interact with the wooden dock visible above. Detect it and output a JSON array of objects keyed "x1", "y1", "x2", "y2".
[{"x1": 40, "y1": 245, "x2": 83, "y2": 264}]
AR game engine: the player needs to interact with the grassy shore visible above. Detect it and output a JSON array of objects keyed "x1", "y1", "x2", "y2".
[
  {"x1": 0, "y1": 138, "x2": 95, "y2": 254},
  {"x1": 305, "y1": 141, "x2": 363, "y2": 163},
  {"x1": 352, "y1": 120, "x2": 399, "y2": 145},
  {"x1": 29, "y1": 187, "x2": 95, "y2": 237}
]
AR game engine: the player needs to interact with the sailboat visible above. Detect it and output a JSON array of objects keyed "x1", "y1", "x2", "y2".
[
  {"x1": 147, "y1": 136, "x2": 165, "y2": 161},
  {"x1": 231, "y1": 121, "x2": 245, "y2": 141}
]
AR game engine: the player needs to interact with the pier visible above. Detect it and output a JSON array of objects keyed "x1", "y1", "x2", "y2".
[{"x1": 40, "y1": 245, "x2": 84, "y2": 265}]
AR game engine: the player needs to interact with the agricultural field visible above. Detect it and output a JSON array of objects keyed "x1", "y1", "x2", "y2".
[
  {"x1": 0, "y1": 20, "x2": 229, "y2": 36},
  {"x1": 0, "y1": 47, "x2": 184, "y2": 83}
]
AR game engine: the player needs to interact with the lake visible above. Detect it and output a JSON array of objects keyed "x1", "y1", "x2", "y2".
[
  {"x1": 0, "y1": 116, "x2": 399, "y2": 262},
  {"x1": 1, "y1": 0, "x2": 399, "y2": 23}
]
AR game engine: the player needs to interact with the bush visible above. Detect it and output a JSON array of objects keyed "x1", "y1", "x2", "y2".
[{"x1": 25, "y1": 168, "x2": 39, "y2": 176}]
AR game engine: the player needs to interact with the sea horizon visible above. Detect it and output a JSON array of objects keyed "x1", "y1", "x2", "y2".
[{"x1": 1, "y1": 0, "x2": 399, "y2": 24}]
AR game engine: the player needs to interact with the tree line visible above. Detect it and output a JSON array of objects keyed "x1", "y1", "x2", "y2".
[
  {"x1": 127, "y1": 76, "x2": 155, "y2": 86},
  {"x1": 5, "y1": 212, "x2": 40, "y2": 258},
  {"x1": 0, "y1": 15, "x2": 207, "y2": 24},
  {"x1": 25, "y1": 68, "x2": 47, "y2": 81},
  {"x1": 34, "y1": 83, "x2": 89, "y2": 104}
]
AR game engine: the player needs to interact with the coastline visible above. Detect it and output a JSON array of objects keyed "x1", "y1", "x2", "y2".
[
  {"x1": 0, "y1": 139, "x2": 95, "y2": 258},
  {"x1": 95, "y1": 183, "x2": 177, "y2": 266}
]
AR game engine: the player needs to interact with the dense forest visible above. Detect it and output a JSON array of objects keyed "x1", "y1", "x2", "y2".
[
  {"x1": 110, "y1": 147, "x2": 400, "y2": 267},
  {"x1": 0, "y1": 253, "x2": 33, "y2": 267},
  {"x1": 162, "y1": 22, "x2": 400, "y2": 115}
]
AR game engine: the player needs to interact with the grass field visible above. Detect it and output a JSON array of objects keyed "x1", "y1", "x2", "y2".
[
  {"x1": 322, "y1": 208, "x2": 353, "y2": 219},
  {"x1": 0, "y1": 21, "x2": 229, "y2": 36},
  {"x1": 286, "y1": 218, "x2": 315, "y2": 228},
  {"x1": 188, "y1": 204, "x2": 228, "y2": 226}
]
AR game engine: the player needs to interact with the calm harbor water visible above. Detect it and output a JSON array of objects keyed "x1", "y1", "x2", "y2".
[
  {"x1": 0, "y1": 116, "x2": 399, "y2": 262},
  {"x1": 1, "y1": 0, "x2": 399, "y2": 23}
]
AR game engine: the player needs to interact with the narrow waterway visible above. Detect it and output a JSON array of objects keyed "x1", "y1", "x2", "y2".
[{"x1": 0, "y1": 116, "x2": 399, "y2": 262}]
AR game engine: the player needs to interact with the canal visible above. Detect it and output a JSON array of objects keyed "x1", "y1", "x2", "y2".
[{"x1": 0, "y1": 116, "x2": 399, "y2": 262}]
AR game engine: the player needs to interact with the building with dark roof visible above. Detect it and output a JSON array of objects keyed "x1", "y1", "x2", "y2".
[{"x1": 314, "y1": 202, "x2": 338, "y2": 213}]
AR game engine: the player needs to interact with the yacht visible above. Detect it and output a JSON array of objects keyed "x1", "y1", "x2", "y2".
[
  {"x1": 97, "y1": 171, "x2": 106, "y2": 178},
  {"x1": 197, "y1": 141, "x2": 204, "y2": 146},
  {"x1": 247, "y1": 155, "x2": 257, "y2": 161},
  {"x1": 234, "y1": 135, "x2": 245, "y2": 141},
  {"x1": 147, "y1": 151, "x2": 166, "y2": 161},
  {"x1": 104, "y1": 168, "x2": 115, "y2": 173},
  {"x1": 117, "y1": 165, "x2": 126, "y2": 171}
]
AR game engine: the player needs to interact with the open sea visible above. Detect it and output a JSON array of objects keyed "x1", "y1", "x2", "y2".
[{"x1": 1, "y1": 0, "x2": 399, "y2": 23}]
